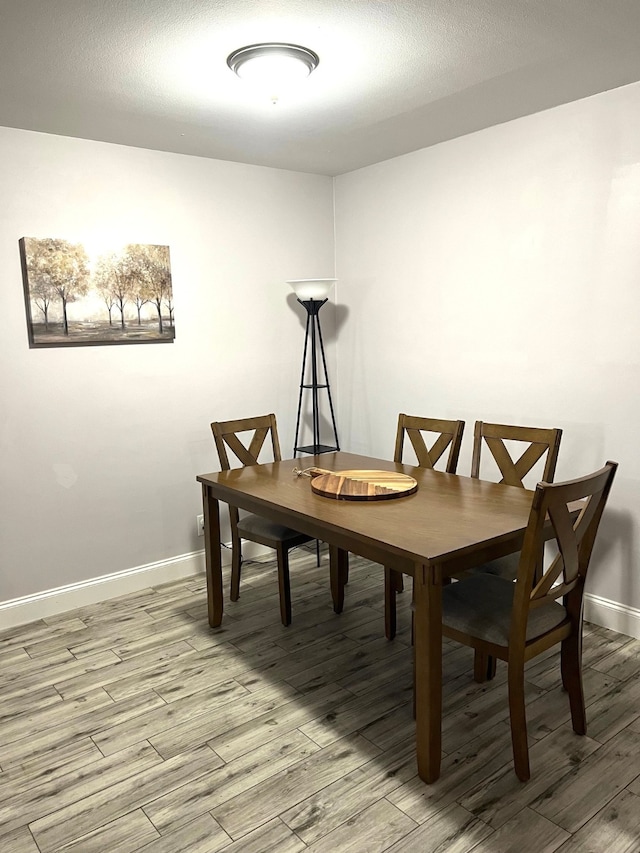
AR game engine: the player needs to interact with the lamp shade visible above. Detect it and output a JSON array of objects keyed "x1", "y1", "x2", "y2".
[{"x1": 287, "y1": 279, "x2": 336, "y2": 300}]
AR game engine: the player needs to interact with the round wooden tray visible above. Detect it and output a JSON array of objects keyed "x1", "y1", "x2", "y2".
[{"x1": 310, "y1": 469, "x2": 418, "y2": 501}]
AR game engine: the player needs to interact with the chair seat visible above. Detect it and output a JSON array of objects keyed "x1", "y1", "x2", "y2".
[
  {"x1": 442, "y1": 574, "x2": 567, "y2": 647},
  {"x1": 238, "y1": 513, "x2": 312, "y2": 544},
  {"x1": 466, "y1": 552, "x2": 519, "y2": 580}
]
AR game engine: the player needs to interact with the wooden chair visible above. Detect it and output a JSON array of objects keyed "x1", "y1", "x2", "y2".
[
  {"x1": 469, "y1": 421, "x2": 562, "y2": 576},
  {"x1": 437, "y1": 461, "x2": 617, "y2": 780},
  {"x1": 471, "y1": 420, "x2": 562, "y2": 488},
  {"x1": 468, "y1": 421, "x2": 562, "y2": 679},
  {"x1": 211, "y1": 414, "x2": 313, "y2": 626},
  {"x1": 385, "y1": 414, "x2": 465, "y2": 640}
]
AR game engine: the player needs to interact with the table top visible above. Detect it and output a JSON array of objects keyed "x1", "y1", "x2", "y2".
[{"x1": 197, "y1": 451, "x2": 535, "y2": 574}]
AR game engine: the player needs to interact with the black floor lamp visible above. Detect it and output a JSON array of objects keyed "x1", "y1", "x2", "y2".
[{"x1": 288, "y1": 279, "x2": 340, "y2": 456}]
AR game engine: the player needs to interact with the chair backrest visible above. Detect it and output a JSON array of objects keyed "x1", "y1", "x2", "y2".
[
  {"x1": 394, "y1": 414, "x2": 465, "y2": 473},
  {"x1": 511, "y1": 461, "x2": 618, "y2": 643},
  {"x1": 471, "y1": 421, "x2": 562, "y2": 488},
  {"x1": 211, "y1": 414, "x2": 282, "y2": 471}
]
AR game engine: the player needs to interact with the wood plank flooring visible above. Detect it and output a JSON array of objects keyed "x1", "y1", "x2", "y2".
[{"x1": 1, "y1": 546, "x2": 640, "y2": 852}]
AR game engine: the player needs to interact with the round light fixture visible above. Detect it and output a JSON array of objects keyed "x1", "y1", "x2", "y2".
[{"x1": 227, "y1": 43, "x2": 319, "y2": 89}]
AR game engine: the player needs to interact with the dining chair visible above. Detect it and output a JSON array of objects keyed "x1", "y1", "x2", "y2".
[
  {"x1": 210, "y1": 413, "x2": 314, "y2": 626},
  {"x1": 437, "y1": 460, "x2": 617, "y2": 781},
  {"x1": 385, "y1": 414, "x2": 465, "y2": 640},
  {"x1": 470, "y1": 421, "x2": 563, "y2": 579},
  {"x1": 469, "y1": 421, "x2": 562, "y2": 680}
]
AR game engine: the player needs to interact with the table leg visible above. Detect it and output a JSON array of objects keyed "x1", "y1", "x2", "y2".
[
  {"x1": 202, "y1": 484, "x2": 223, "y2": 627},
  {"x1": 329, "y1": 545, "x2": 348, "y2": 613},
  {"x1": 413, "y1": 561, "x2": 442, "y2": 783}
]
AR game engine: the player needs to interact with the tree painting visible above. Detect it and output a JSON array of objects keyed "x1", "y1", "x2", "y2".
[
  {"x1": 20, "y1": 238, "x2": 175, "y2": 347},
  {"x1": 95, "y1": 278, "x2": 117, "y2": 327},
  {"x1": 30, "y1": 277, "x2": 55, "y2": 331},
  {"x1": 95, "y1": 252, "x2": 132, "y2": 329},
  {"x1": 133, "y1": 291, "x2": 150, "y2": 326},
  {"x1": 24, "y1": 238, "x2": 90, "y2": 335},
  {"x1": 125, "y1": 244, "x2": 172, "y2": 334}
]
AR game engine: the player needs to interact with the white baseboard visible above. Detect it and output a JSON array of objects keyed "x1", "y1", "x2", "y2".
[
  {"x1": 0, "y1": 550, "x2": 205, "y2": 631},
  {"x1": 584, "y1": 592, "x2": 640, "y2": 640},
  {"x1": 2, "y1": 551, "x2": 639, "y2": 640},
  {"x1": 0, "y1": 541, "x2": 272, "y2": 631}
]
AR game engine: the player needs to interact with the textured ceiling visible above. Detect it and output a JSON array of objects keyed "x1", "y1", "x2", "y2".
[{"x1": 2, "y1": 0, "x2": 640, "y2": 175}]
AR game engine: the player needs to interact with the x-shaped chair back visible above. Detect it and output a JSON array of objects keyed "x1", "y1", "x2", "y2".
[
  {"x1": 471, "y1": 421, "x2": 562, "y2": 488},
  {"x1": 211, "y1": 414, "x2": 282, "y2": 472},
  {"x1": 384, "y1": 413, "x2": 464, "y2": 640},
  {"x1": 515, "y1": 461, "x2": 617, "y2": 621},
  {"x1": 394, "y1": 414, "x2": 465, "y2": 472}
]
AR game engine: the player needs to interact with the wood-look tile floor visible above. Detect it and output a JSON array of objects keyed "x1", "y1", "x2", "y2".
[{"x1": 2, "y1": 547, "x2": 640, "y2": 852}]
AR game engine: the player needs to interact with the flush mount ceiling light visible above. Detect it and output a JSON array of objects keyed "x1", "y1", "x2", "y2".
[{"x1": 227, "y1": 43, "x2": 319, "y2": 91}]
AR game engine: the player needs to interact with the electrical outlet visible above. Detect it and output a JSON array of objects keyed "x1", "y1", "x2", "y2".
[{"x1": 196, "y1": 514, "x2": 205, "y2": 536}]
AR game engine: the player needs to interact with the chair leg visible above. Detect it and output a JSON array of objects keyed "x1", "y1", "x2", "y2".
[
  {"x1": 473, "y1": 651, "x2": 486, "y2": 683},
  {"x1": 507, "y1": 660, "x2": 530, "y2": 782},
  {"x1": 384, "y1": 567, "x2": 397, "y2": 640},
  {"x1": 275, "y1": 544, "x2": 292, "y2": 627},
  {"x1": 230, "y1": 534, "x2": 242, "y2": 602},
  {"x1": 561, "y1": 633, "x2": 587, "y2": 735},
  {"x1": 329, "y1": 546, "x2": 348, "y2": 613},
  {"x1": 487, "y1": 655, "x2": 497, "y2": 680},
  {"x1": 384, "y1": 568, "x2": 405, "y2": 640},
  {"x1": 473, "y1": 651, "x2": 497, "y2": 682}
]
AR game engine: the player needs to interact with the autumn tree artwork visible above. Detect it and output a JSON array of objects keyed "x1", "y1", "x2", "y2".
[{"x1": 19, "y1": 238, "x2": 175, "y2": 347}]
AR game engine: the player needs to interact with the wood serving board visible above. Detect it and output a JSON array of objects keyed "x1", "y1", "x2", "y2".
[{"x1": 310, "y1": 469, "x2": 418, "y2": 501}]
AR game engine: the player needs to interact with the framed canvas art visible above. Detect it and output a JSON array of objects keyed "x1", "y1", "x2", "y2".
[{"x1": 20, "y1": 238, "x2": 175, "y2": 347}]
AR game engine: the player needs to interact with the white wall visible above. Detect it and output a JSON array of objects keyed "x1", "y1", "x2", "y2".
[
  {"x1": 0, "y1": 127, "x2": 335, "y2": 614},
  {"x1": 334, "y1": 81, "x2": 640, "y2": 625},
  {"x1": 4, "y1": 79, "x2": 640, "y2": 633}
]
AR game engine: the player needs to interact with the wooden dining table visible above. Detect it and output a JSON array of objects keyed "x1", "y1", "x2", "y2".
[{"x1": 197, "y1": 450, "x2": 535, "y2": 783}]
